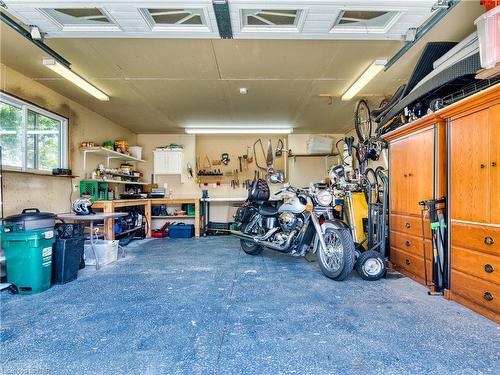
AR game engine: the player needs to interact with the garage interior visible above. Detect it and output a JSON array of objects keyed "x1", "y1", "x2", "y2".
[{"x1": 0, "y1": 0, "x2": 499, "y2": 374}]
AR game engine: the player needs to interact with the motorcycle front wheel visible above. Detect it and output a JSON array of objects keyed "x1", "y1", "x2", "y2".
[
  {"x1": 240, "y1": 239, "x2": 263, "y2": 255},
  {"x1": 316, "y1": 228, "x2": 355, "y2": 281}
]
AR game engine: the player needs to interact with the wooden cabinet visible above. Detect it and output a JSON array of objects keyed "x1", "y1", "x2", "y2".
[
  {"x1": 450, "y1": 109, "x2": 490, "y2": 223},
  {"x1": 449, "y1": 101, "x2": 500, "y2": 323},
  {"x1": 490, "y1": 104, "x2": 500, "y2": 223},
  {"x1": 383, "y1": 83, "x2": 500, "y2": 323},
  {"x1": 386, "y1": 123, "x2": 444, "y2": 285},
  {"x1": 153, "y1": 149, "x2": 184, "y2": 175}
]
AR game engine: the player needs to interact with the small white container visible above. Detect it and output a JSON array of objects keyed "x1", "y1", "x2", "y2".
[
  {"x1": 84, "y1": 240, "x2": 119, "y2": 266},
  {"x1": 128, "y1": 146, "x2": 143, "y2": 160},
  {"x1": 475, "y1": 6, "x2": 500, "y2": 69},
  {"x1": 306, "y1": 135, "x2": 333, "y2": 154}
]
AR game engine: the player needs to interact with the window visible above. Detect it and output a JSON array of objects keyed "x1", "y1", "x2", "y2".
[
  {"x1": 0, "y1": 93, "x2": 68, "y2": 173},
  {"x1": 142, "y1": 8, "x2": 207, "y2": 29},
  {"x1": 242, "y1": 9, "x2": 302, "y2": 28},
  {"x1": 40, "y1": 8, "x2": 118, "y2": 31},
  {"x1": 332, "y1": 10, "x2": 401, "y2": 33}
]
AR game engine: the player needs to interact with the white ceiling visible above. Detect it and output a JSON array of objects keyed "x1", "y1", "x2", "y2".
[
  {"x1": 0, "y1": 1, "x2": 485, "y2": 134},
  {"x1": 3, "y1": 0, "x2": 435, "y2": 40}
]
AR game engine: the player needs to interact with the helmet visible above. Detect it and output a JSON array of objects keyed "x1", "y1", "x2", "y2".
[{"x1": 72, "y1": 198, "x2": 93, "y2": 215}]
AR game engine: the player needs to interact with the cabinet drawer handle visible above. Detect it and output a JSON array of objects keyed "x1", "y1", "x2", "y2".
[
  {"x1": 405, "y1": 240, "x2": 411, "y2": 247},
  {"x1": 405, "y1": 259, "x2": 411, "y2": 265},
  {"x1": 480, "y1": 164, "x2": 486, "y2": 169},
  {"x1": 483, "y1": 292, "x2": 493, "y2": 302},
  {"x1": 405, "y1": 222, "x2": 411, "y2": 229},
  {"x1": 408, "y1": 173, "x2": 413, "y2": 177},
  {"x1": 484, "y1": 264, "x2": 494, "y2": 273},
  {"x1": 484, "y1": 237, "x2": 495, "y2": 245},
  {"x1": 492, "y1": 162, "x2": 497, "y2": 167},
  {"x1": 404, "y1": 174, "x2": 408, "y2": 178}
]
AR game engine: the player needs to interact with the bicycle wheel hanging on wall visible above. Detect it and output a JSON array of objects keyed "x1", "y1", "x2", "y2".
[{"x1": 354, "y1": 99, "x2": 372, "y2": 143}]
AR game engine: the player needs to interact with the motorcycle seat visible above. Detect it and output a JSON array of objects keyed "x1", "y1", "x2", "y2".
[{"x1": 258, "y1": 203, "x2": 279, "y2": 217}]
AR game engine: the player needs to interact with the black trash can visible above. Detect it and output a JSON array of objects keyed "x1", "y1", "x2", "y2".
[{"x1": 52, "y1": 237, "x2": 84, "y2": 284}]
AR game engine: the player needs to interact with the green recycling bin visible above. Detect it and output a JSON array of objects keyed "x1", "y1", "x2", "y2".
[{"x1": 2, "y1": 228, "x2": 56, "y2": 295}]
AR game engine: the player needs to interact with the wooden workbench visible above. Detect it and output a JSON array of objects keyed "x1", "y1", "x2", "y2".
[
  {"x1": 92, "y1": 198, "x2": 201, "y2": 239},
  {"x1": 92, "y1": 199, "x2": 152, "y2": 240},
  {"x1": 150, "y1": 198, "x2": 201, "y2": 238}
]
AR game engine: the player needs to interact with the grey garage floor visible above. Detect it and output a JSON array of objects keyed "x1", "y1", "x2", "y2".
[{"x1": 1, "y1": 236, "x2": 499, "y2": 375}]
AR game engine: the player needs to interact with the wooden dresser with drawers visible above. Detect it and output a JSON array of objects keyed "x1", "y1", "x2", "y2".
[
  {"x1": 385, "y1": 117, "x2": 446, "y2": 286},
  {"x1": 447, "y1": 98, "x2": 500, "y2": 323},
  {"x1": 384, "y1": 83, "x2": 500, "y2": 323}
]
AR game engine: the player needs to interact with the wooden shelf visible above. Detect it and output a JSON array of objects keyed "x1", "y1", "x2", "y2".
[
  {"x1": 4, "y1": 170, "x2": 78, "y2": 178},
  {"x1": 82, "y1": 179, "x2": 148, "y2": 186}
]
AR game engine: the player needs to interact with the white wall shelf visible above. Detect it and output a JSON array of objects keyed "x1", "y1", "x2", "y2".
[{"x1": 81, "y1": 147, "x2": 145, "y2": 170}]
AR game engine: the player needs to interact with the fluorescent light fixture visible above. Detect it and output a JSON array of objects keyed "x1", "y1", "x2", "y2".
[
  {"x1": 42, "y1": 58, "x2": 109, "y2": 101},
  {"x1": 341, "y1": 59, "x2": 387, "y2": 101},
  {"x1": 185, "y1": 125, "x2": 292, "y2": 134}
]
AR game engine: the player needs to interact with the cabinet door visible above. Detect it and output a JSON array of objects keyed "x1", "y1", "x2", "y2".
[
  {"x1": 390, "y1": 138, "x2": 409, "y2": 214},
  {"x1": 153, "y1": 150, "x2": 167, "y2": 174},
  {"x1": 450, "y1": 110, "x2": 490, "y2": 223},
  {"x1": 407, "y1": 128, "x2": 435, "y2": 215},
  {"x1": 491, "y1": 104, "x2": 500, "y2": 223},
  {"x1": 165, "y1": 151, "x2": 183, "y2": 174}
]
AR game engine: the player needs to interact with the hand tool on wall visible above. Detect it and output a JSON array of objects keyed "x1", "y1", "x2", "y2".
[
  {"x1": 246, "y1": 146, "x2": 253, "y2": 163},
  {"x1": 221, "y1": 153, "x2": 230, "y2": 165},
  {"x1": 275, "y1": 139, "x2": 284, "y2": 157},
  {"x1": 202, "y1": 155, "x2": 211, "y2": 169}
]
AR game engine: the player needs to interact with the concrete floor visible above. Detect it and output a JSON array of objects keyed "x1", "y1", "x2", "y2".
[{"x1": 1, "y1": 237, "x2": 499, "y2": 375}]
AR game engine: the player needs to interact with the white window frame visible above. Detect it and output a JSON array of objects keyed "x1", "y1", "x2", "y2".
[
  {"x1": 240, "y1": 7, "x2": 308, "y2": 33},
  {"x1": 139, "y1": 7, "x2": 211, "y2": 33},
  {"x1": 0, "y1": 92, "x2": 68, "y2": 174},
  {"x1": 330, "y1": 8, "x2": 403, "y2": 34}
]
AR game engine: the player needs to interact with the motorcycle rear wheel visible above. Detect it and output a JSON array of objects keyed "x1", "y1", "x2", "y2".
[
  {"x1": 316, "y1": 228, "x2": 355, "y2": 281},
  {"x1": 240, "y1": 239, "x2": 263, "y2": 255}
]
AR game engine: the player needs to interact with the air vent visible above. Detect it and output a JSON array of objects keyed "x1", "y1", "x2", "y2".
[
  {"x1": 332, "y1": 10, "x2": 401, "y2": 33},
  {"x1": 242, "y1": 9, "x2": 303, "y2": 29},
  {"x1": 42, "y1": 8, "x2": 115, "y2": 28},
  {"x1": 143, "y1": 8, "x2": 206, "y2": 27}
]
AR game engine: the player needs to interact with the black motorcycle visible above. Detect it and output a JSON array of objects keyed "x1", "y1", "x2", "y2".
[{"x1": 231, "y1": 180, "x2": 355, "y2": 281}]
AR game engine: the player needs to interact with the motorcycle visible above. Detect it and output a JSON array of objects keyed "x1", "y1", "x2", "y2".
[{"x1": 231, "y1": 180, "x2": 355, "y2": 281}]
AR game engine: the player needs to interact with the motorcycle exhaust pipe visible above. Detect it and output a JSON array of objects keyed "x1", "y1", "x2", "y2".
[
  {"x1": 231, "y1": 229, "x2": 297, "y2": 252},
  {"x1": 230, "y1": 227, "x2": 278, "y2": 242}
]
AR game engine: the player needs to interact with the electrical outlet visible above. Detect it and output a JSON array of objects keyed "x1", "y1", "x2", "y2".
[{"x1": 73, "y1": 184, "x2": 79, "y2": 192}]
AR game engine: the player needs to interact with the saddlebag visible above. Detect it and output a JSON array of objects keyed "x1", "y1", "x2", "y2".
[{"x1": 234, "y1": 204, "x2": 257, "y2": 230}]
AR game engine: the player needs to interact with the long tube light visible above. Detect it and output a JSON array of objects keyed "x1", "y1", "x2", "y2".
[
  {"x1": 341, "y1": 59, "x2": 387, "y2": 101},
  {"x1": 185, "y1": 126, "x2": 293, "y2": 134},
  {"x1": 42, "y1": 58, "x2": 109, "y2": 101}
]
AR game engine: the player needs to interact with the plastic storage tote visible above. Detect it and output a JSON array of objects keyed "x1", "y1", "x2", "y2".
[
  {"x1": 52, "y1": 237, "x2": 84, "y2": 284},
  {"x1": 181, "y1": 203, "x2": 204, "y2": 216},
  {"x1": 84, "y1": 240, "x2": 118, "y2": 267},
  {"x1": 1, "y1": 229, "x2": 56, "y2": 294},
  {"x1": 128, "y1": 146, "x2": 142, "y2": 160},
  {"x1": 475, "y1": 6, "x2": 500, "y2": 69},
  {"x1": 169, "y1": 224, "x2": 194, "y2": 238}
]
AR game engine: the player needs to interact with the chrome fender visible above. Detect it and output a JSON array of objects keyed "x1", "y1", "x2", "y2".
[{"x1": 312, "y1": 220, "x2": 350, "y2": 254}]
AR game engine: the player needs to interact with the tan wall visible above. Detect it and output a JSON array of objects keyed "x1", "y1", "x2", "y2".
[
  {"x1": 0, "y1": 64, "x2": 136, "y2": 216},
  {"x1": 136, "y1": 133, "x2": 343, "y2": 222}
]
